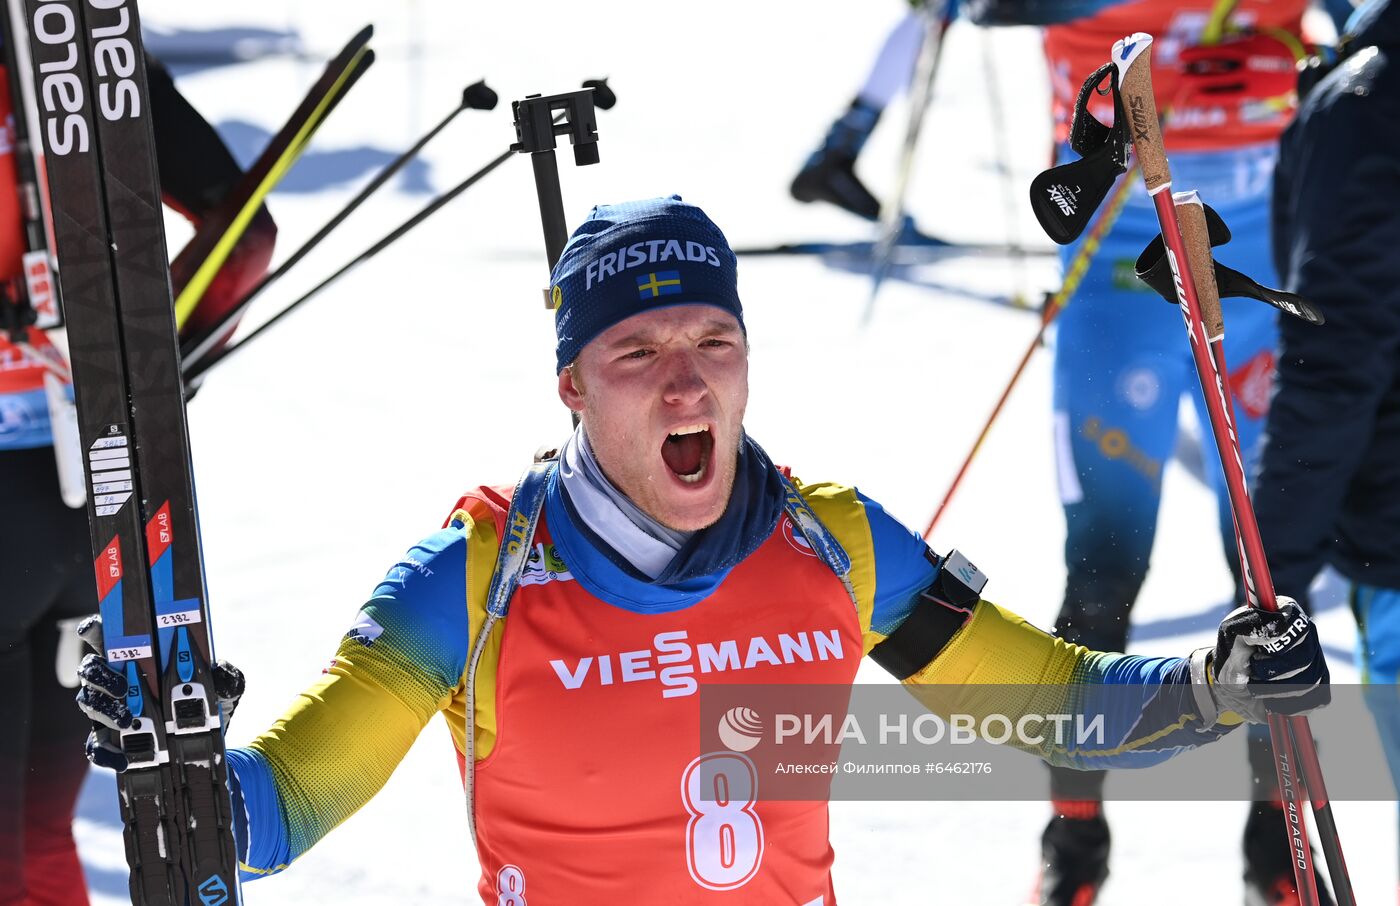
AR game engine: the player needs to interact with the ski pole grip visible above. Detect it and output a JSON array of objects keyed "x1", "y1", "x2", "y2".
[
  {"x1": 1111, "y1": 33, "x2": 1171, "y2": 194},
  {"x1": 1175, "y1": 191, "x2": 1225, "y2": 340}
]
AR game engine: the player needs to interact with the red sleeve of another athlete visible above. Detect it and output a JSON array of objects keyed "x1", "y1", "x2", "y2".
[{"x1": 0, "y1": 67, "x2": 27, "y2": 283}]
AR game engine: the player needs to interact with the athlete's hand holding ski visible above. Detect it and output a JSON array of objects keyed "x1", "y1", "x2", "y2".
[{"x1": 75, "y1": 616, "x2": 245, "y2": 773}]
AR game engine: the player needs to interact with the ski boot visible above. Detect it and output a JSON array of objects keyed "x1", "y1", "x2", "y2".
[
  {"x1": 1243, "y1": 804, "x2": 1335, "y2": 906},
  {"x1": 1033, "y1": 808, "x2": 1110, "y2": 906},
  {"x1": 790, "y1": 98, "x2": 882, "y2": 220}
]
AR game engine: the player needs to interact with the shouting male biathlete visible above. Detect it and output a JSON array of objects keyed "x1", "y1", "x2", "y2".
[{"x1": 76, "y1": 196, "x2": 1328, "y2": 903}]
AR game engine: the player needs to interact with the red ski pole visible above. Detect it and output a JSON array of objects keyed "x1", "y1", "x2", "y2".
[
  {"x1": 1181, "y1": 192, "x2": 1355, "y2": 906},
  {"x1": 1112, "y1": 31, "x2": 1353, "y2": 906}
]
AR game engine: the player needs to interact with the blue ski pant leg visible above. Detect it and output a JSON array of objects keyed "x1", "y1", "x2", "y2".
[
  {"x1": 1355, "y1": 585, "x2": 1400, "y2": 796},
  {"x1": 1049, "y1": 145, "x2": 1280, "y2": 652},
  {"x1": 1047, "y1": 198, "x2": 1190, "y2": 802}
]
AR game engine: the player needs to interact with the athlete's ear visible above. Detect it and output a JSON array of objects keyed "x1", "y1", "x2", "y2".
[{"x1": 558, "y1": 363, "x2": 585, "y2": 413}]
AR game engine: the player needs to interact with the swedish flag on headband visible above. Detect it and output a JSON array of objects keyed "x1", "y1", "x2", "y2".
[
  {"x1": 636, "y1": 271, "x2": 683, "y2": 299},
  {"x1": 549, "y1": 197, "x2": 745, "y2": 372}
]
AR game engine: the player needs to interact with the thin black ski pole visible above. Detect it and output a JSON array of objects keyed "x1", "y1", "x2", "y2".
[
  {"x1": 173, "y1": 26, "x2": 376, "y2": 329},
  {"x1": 865, "y1": 0, "x2": 951, "y2": 318},
  {"x1": 184, "y1": 147, "x2": 511, "y2": 385},
  {"x1": 185, "y1": 79, "x2": 615, "y2": 386},
  {"x1": 179, "y1": 80, "x2": 497, "y2": 374}
]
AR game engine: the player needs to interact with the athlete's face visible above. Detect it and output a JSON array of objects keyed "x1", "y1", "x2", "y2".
[{"x1": 559, "y1": 305, "x2": 748, "y2": 532}]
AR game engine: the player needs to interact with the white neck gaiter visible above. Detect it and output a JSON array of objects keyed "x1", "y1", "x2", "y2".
[{"x1": 557, "y1": 427, "x2": 694, "y2": 579}]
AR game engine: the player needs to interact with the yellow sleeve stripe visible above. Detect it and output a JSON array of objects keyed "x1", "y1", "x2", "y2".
[
  {"x1": 789, "y1": 479, "x2": 882, "y2": 654},
  {"x1": 1064, "y1": 713, "x2": 1198, "y2": 760}
]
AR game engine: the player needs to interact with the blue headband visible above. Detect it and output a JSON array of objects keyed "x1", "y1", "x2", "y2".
[{"x1": 550, "y1": 195, "x2": 744, "y2": 372}]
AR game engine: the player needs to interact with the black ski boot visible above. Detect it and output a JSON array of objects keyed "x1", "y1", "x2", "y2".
[
  {"x1": 790, "y1": 98, "x2": 882, "y2": 220},
  {"x1": 1034, "y1": 810, "x2": 1110, "y2": 906},
  {"x1": 1243, "y1": 804, "x2": 1335, "y2": 906}
]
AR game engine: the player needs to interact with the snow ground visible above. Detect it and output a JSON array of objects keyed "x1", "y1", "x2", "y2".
[{"x1": 71, "y1": 2, "x2": 1396, "y2": 903}]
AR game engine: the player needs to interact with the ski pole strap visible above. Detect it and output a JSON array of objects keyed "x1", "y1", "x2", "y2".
[
  {"x1": 1028, "y1": 62, "x2": 1128, "y2": 245},
  {"x1": 1068, "y1": 63, "x2": 1126, "y2": 161},
  {"x1": 483, "y1": 460, "x2": 555, "y2": 619},
  {"x1": 1112, "y1": 33, "x2": 1171, "y2": 194},
  {"x1": 0, "y1": 289, "x2": 36, "y2": 339},
  {"x1": 775, "y1": 473, "x2": 858, "y2": 612},
  {"x1": 1132, "y1": 202, "x2": 1324, "y2": 326}
]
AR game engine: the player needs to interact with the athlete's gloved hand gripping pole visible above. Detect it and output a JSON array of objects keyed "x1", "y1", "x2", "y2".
[{"x1": 1111, "y1": 33, "x2": 1351, "y2": 906}]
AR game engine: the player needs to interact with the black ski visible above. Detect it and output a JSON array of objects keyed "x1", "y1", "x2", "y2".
[{"x1": 19, "y1": 0, "x2": 239, "y2": 903}]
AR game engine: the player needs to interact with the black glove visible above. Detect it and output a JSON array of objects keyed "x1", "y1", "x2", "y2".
[
  {"x1": 74, "y1": 614, "x2": 245, "y2": 771},
  {"x1": 1190, "y1": 597, "x2": 1330, "y2": 725}
]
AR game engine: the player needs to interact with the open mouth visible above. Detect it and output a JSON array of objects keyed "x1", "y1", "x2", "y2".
[{"x1": 661, "y1": 424, "x2": 713, "y2": 485}]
